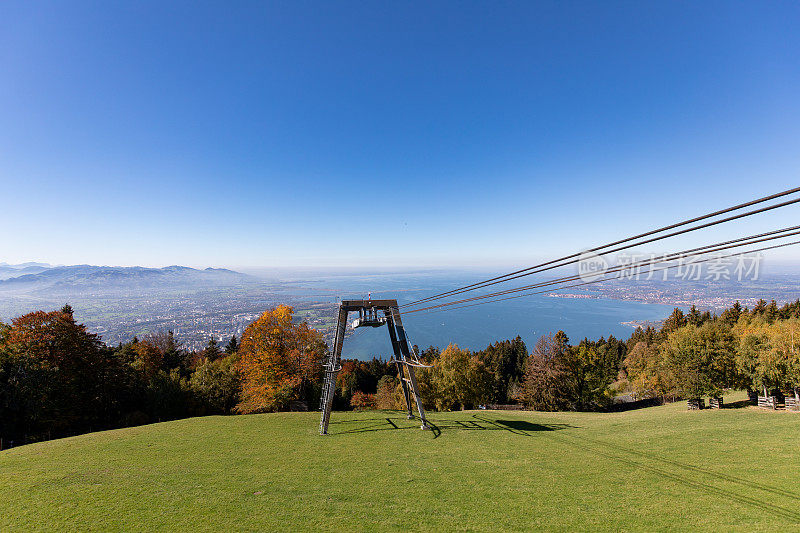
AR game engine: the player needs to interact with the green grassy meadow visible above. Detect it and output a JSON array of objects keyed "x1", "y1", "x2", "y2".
[{"x1": 2, "y1": 392, "x2": 799, "y2": 531}]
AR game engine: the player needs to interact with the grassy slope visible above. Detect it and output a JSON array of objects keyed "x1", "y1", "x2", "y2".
[{"x1": 2, "y1": 393, "x2": 799, "y2": 532}]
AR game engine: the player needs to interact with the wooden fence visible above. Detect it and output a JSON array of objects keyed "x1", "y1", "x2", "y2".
[
  {"x1": 484, "y1": 404, "x2": 525, "y2": 410},
  {"x1": 785, "y1": 396, "x2": 800, "y2": 412},
  {"x1": 757, "y1": 396, "x2": 778, "y2": 409},
  {"x1": 687, "y1": 398, "x2": 705, "y2": 410}
]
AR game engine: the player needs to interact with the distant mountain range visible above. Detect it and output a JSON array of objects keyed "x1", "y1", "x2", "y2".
[
  {"x1": 0, "y1": 262, "x2": 54, "y2": 277},
  {"x1": 0, "y1": 263, "x2": 281, "y2": 346},
  {"x1": 0, "y1": 262, "x2": 53, "y2": 269},
  {"x1": 0, "y1": 264, "x2": 255, "y2": 293},
  {"x1": 0, "y1": 264, "x2": 52, "y2": 280}
]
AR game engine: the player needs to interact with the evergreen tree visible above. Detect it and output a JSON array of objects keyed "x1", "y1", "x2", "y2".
[
  {"x1": 554, "y1": 330, "x2": 570, "y2": 350},
  {"x1": 721, "y1": 301, "x2": 743, "y2": 325},
  {"x1": 477, "y1": 336, "x2": 528, "y2": 404},
  {"x1": 204, "y1": 337, "x2": 221, "y2": 361},
  {"x1": 225, "y1": 335, "x2": 239, "y2": 354},
  {"x1": 162, "y1": 331, "x2": 185, "y2": 371},
  {"x1": 687, "y1": 305, "x2": 703, "y2": 326},
  {"x1": 765, "y1": 300, "x2": 779, "y2": 323},
  {"x1": 662, "y1": 308, "x2": 687, "y2": 333}
]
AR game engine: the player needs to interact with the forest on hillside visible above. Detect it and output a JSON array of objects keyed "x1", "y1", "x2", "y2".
[{"x1": 2, "y1": 300, "x2": 799, "y2": 448}]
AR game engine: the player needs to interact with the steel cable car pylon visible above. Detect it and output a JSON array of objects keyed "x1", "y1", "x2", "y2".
[{"x1": 319, "y1": 298, "x2": 430, "y2": 435}]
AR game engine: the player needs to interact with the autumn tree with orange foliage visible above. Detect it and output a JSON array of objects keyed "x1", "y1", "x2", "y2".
[
  {"x1": 132, "y1": 340, "x2": 164, "y2": 378},
  {"x1": 1, "y1": 306, "x2": 109, "y2": 440},
  {"x1": 236, "y1": 305, "x2": 326, "y2": 413},
  {"x1": 5, "y1": 307, "x2": 102, "y2": 369}
]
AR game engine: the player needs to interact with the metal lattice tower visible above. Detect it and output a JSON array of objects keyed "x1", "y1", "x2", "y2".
[{"x1": 319, "y1": 299, "x2": 429, "y2": 435}]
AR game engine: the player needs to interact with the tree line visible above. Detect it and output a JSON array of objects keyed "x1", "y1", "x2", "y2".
[
  {"x1": 2, "y1": 299, "x2": 799, "y2": 447},
  {"x1": 343, "y1": 299, "x2": 800, "y2": 412},
  {"x1": 622, "y1": 300, "x2": 800, "y2": 404},
  {"x1": 0, "y1": 305, "x2": 242, "y2": 447}
]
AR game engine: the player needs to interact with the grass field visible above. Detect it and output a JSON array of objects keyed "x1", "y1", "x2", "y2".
[{"x1": 2, "y1": 392, "x2": 800, "y2": 531}]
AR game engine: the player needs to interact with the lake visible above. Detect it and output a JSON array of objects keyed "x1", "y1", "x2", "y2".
[{"x1": 269, "y1": 270, "x2": 678, "y2": 359}]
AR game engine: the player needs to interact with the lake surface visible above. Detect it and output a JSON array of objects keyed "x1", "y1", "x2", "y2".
[
  {"x1": 267, "y1": 270, "x2": 678, "y2": 360},
  {"x1": 344, "y1": 293, "x2": 674, "y2": 359}
]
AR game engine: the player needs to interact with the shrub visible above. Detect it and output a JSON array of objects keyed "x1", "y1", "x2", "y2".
[{"x1": 350, "y1": 391, "x2": 376, "y2": 410}]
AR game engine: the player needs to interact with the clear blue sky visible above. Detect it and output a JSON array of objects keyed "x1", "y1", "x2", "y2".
[{"x1": 1, "y1": 1, "x2": 799, "y2": 268}]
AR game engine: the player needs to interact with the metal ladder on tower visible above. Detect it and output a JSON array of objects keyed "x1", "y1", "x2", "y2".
[
  {"x1": 318, "y1": 356, "x2": 340, "y2": 434},
  {"x1": 318, "y1": 355, "x2": 336, "y2": 409},
  {"x1": 319, "y1": 304, "x2": 347, "y2": 435}
]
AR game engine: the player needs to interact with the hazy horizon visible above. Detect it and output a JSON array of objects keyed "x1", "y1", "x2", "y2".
[{"x1": 3, "y1": 259, "x2": 800, "y2": 279}]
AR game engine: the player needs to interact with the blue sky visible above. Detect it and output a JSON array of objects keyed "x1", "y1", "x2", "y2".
[{"x1": 1, "y1": 1, "x2": 799, "y2": 269}]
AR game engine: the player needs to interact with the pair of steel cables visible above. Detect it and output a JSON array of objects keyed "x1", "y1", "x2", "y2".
[{"x1": 401, "y1": 186, "x2": 800, "y2": 316}]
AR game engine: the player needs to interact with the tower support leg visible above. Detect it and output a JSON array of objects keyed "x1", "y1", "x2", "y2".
[
  {"x1": 319, "y1": 305, "x2": 348, "y2": 435},
  {"x1": 389, "y1": 307, "x2": 430, "y2": 430},
  {"x1": 385, "y1": 310, "x2": 414, "y2": 418}
]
